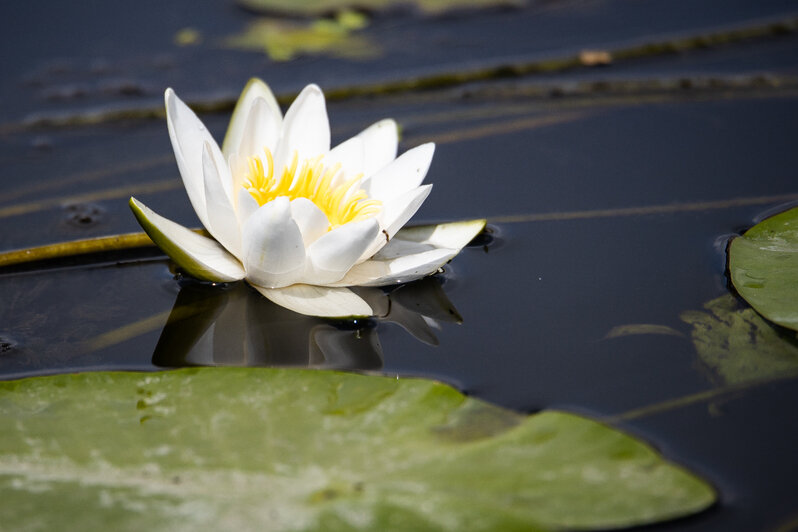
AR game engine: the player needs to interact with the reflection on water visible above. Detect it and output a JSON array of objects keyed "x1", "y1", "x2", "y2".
[{"x1": 153, "y1": 277, "x2": 462, "y2": 370}]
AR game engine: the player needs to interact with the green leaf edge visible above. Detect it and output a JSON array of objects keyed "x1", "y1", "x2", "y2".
[
  {"x1": 0, "y1": 367, "x2": 716, "y2": 531},
  {"x1": 729, "y1": 206, "x2": 798, "y2": 332}
]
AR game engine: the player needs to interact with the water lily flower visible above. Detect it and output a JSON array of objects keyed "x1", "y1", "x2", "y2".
[{"x1": 130, "y1": 78, "x2": 485, "y2": 317}]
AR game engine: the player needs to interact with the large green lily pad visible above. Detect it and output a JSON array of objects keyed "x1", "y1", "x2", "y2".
[
  {"x1": 0, "y1": 368, "x2": 714, "y2": 531},
  {"x1": 729, "y1": 206, "x2": 798, "y2": 332}
]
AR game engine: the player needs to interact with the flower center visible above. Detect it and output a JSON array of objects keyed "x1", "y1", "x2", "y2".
[{"x1": 242, "y1": 148, "x2": 381, "y2": 230}]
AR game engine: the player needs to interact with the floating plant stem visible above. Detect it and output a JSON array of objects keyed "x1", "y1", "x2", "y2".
[
  {"x1": 5, "y1": 15, "x2": 797, "y2": 133},
  {"x1": 0, "y1": 230, "x2": 207, "y2": 268}
]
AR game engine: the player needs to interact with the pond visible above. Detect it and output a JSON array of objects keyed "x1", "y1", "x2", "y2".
[{"x1": 2, "y1": 1, "x2": 798, "y2": 530}]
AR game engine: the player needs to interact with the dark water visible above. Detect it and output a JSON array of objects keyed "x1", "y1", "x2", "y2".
[{"x1": 2, "y1": 1, "x2": 798, "y2": 530}]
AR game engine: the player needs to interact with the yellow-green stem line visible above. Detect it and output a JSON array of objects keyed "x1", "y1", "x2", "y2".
[
  {"x1": 84, "y1": 310, "x2": 173, "y2": 352},
  {"x1": 0, "y1": 229, "x2": 208, "y2": 268},
  {"x1": 0, "y1": 233, "x2": 155, "y2": 267},
  {"x1": 0, "y1": 179, "x2": 181, "y2": 219},
  {"x1": 491, "y1": 193, "x2": 798, "y2": 224},
  {"x1": 606, "y1": 373, "x2": 798, "y2": 423},
  {"x1": 405, "y1": 111, "x2": 587, "y2": 146},
  {"x1": 83, "y1": 303, "x2": 217, "y2": 352}
]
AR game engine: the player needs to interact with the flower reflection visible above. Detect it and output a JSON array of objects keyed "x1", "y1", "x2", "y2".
[{"x1": 152, "y1": 277, "x2": 461, "y2": 371}]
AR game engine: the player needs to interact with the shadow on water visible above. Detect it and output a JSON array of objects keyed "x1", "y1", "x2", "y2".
[{"x1": 151, "y1": 277, "x2": 462, "y2": 370}]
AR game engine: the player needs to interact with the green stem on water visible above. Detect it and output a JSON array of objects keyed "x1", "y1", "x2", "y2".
[{"x1": 0, "y1": 230, "x2": 207, "y2": 268}]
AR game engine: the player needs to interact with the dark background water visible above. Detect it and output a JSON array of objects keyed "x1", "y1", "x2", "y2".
[{"x1": 2, "y1": 1, "x2": 798, "y2": 530}]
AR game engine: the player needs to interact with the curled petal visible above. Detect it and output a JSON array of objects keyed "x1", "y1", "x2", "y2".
[
  {"x1": 242, "y1": 197, "x2": 306, "y2": 288},
  {"x1": 222, "y1": 78, "x2": 282, "y2": 158},
  {"x1": 251, "y1": 284, "x2": 372, "y2": 317},
  {"x1": 130, "y1": 197, "x2": 245, "y2": 283}
]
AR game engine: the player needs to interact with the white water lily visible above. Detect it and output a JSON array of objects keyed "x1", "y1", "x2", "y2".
[{"x1": 130, "y1": 78, "x2": 485, "y2": 317}]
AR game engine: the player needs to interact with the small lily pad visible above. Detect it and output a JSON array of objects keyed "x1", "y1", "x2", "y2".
[
  {"x1": 0, "y1": 368, "x2": 714, "y2": 530},
  {"x1": 729, "y1": 206, "x2": 798, "y2": 332},
  {"x1": 223, "y1": 17, "x2": 380, "y2": 61}
]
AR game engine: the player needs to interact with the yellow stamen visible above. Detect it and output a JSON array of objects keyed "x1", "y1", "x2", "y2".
[{"x1": 242, "y1": 148, "x2": 381, "y2": 230}]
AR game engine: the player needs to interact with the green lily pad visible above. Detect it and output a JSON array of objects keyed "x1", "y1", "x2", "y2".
[
  {"x1": 729, "y1": 206, "x2": 798, "y2": 332},
  {"x1": 223, "y1": 16, "x2": 379, "y2": 62},
  {"x1": 681, "y1": 294, "x2": 798, "y2": 385},
  {"x1": 0, "y1": 368, "x2": 714, "y2": 531}
]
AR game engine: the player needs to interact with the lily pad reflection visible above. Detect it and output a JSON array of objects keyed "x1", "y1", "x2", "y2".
[
  {"x1": 680, "y1": 294, "x2": 798, "y2": 385},
  {"x1": 153, "y1": 277, "x2": 461, "y2": 370}
]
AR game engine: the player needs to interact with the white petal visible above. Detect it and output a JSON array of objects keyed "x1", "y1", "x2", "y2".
[
  {"x1": 242, "y1": 197, "x2": 307, "y2": 288},
  {"x1": 222, "y1": 78, "x2": 282, "y2": 159},
  {"x1": 237, "y1": 188, "x2": 260, "y2": 226},
  {"x1": 380, "y1": 184, "x2": 433, "y2": 238},
  {"x1": 324, "y1": 136, "x2": 364, "y2": 188},
  {"x1": 329, "y1": 248, "x2": 457, "y2": 287},
  {"x1": 251, "y1": 284, "x2": 372, "y2": 317},
  {"x1": 290, "y1": 198, "x2": 329, "y2": 247},
  {"x1": 130, "y1": 197, "x2": 245, "y2": 282},
  {"x1": 361, "y1": 143, "x2": 434, "y2": 202},
  {"x1": 307, "y1": 218, "x2": 380, "y2": 284},
  {"x1": 165, "y1": 88, "x2": 226, "y2": 230},
  {"x1": 202, "y1": 142, "x2": 242, "y2": 259},
  {"x1": 376, "y1": 219, "x2": 487, "y2": 259},
  {"x1": 274, "y1": 84, "x2": 330, "y2": 173},
  {"x1": 354, "y1": 185, "x2": 431, "y2": 264},
  {"x1": 306, "y1": 219, "x2": 380, "y2": 284},
  {"x1": 357, "y1": 118, "x2": 399, "y2": 177},
  {"x1": 238, "y1": 96, "x2": 282, "y2": 159},
  {"x1": 330, "y1": 220, "x2": 485, "y2": 288}
]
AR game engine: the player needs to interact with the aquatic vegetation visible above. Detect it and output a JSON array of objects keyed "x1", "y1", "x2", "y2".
[
  {"x1": 130, "y1": 79, "x2": 484, "y2": 317},
  {"x1": 728, "y1": 206, "x2": 798, "y2": 332},
  {"x1": 681, "y1": 294, "x2": 798, "y2": 385},
  {"x1": 223, "y1": 14, "x2": 378, "y2": 61},
  {"x1": 0, "y1": 368, "x2": 715, "y2": 531}
]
